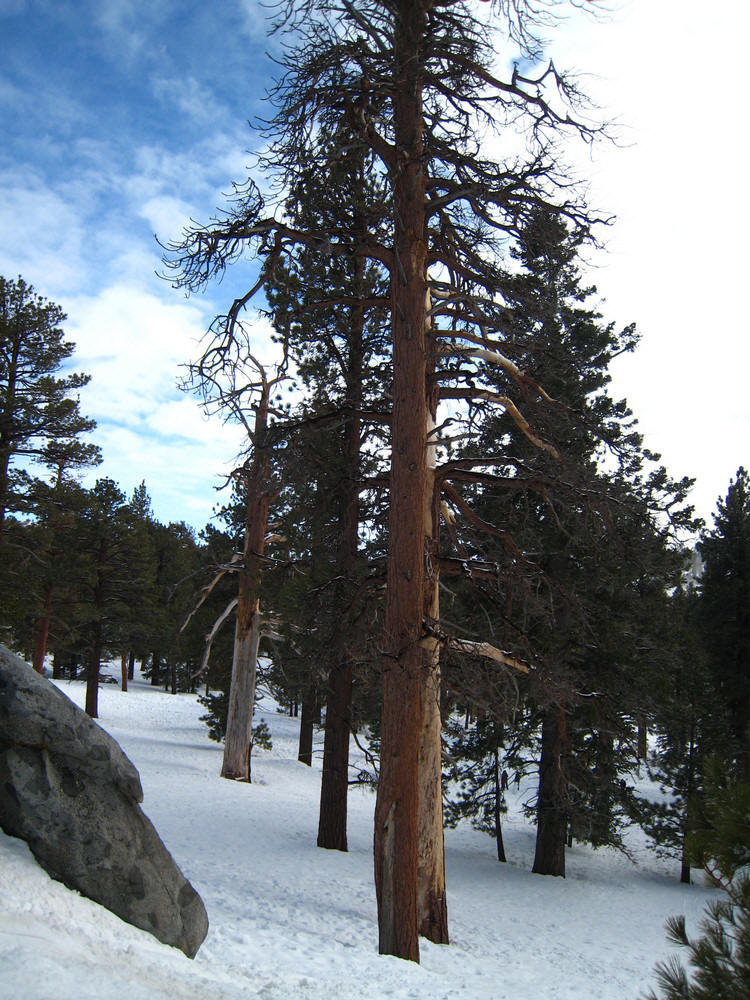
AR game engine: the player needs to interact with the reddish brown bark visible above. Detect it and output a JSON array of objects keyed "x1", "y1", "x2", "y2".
[
  {"x1": 373, "y1": 0, "x2": 430, "y2": 962},
  {"x1": 317, "y1": 655, "x2": 354, "y2": 850},
  {"x1": 416, "y1": 320, "x2": 448, "y2": 944}
]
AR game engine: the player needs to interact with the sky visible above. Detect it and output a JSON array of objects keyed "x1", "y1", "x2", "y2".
[{"x1": 1, "y1": 0, "x2": 748, "y2": 531}]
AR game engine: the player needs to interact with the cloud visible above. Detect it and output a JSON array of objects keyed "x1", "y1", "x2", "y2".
[
  {"x1": 0, "y1": 169, "x2": 88, "y2": 293},
  {"x1": 237, "y1": 0, "x2": 278, "y2": 43},
  {"x1": 61, "y1": 281, "x2": 250, "y2": 527},
  {"x1": 151, "y1": 74, "x2": 223, "y2": 125}
]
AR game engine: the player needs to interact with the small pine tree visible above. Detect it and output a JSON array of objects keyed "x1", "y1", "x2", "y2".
[
  {"x1": 444, "y1": 718, "x2": 509, "y2": 863},
  {"x1": 643, "y1": 768, "x2": 750, "y2": 998},
  {"x1": 643, "y1": 876, "x2": 750, "y2": 1000}
]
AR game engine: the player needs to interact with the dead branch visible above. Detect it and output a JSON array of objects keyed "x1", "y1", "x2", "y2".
[
  {"x1": 190, "y1": 597, "x2": 239, "y2": 680},
  {"x1": 180, "y1": 553, "x2": 243, "y2": 633},
  {"x1": 445, "y1": 637, "x2": 531, "y2": 675}
]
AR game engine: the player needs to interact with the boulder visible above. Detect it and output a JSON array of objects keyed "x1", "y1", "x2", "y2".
[{"x1": 0, "y1": 645, "x2": 208, "y2": 958}]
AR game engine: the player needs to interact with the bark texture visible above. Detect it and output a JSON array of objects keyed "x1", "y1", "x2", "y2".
[
  {"x1": 221, "y1": 394, "x2": 271, "y2": 782},
  {"x1": 416, "y1": 354, "x2": 448, "y2": 944},
  {"x1": 532, "y1": 705, "x2": 568, "y2": 877},
  {"x1": 317, "y1": 276, "x2": 363, "y2": 850},
  {"x1": 373, "y1": 0, "x2": 430, "y2": 961}
]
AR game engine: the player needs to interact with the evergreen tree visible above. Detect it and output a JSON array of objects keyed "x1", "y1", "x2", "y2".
[
  {"x1": 75, "y1": 478, "x2": 151, "y2": 718},
  {"x1": 699, "y1": 468, "x2": 750, "y2": 776},
  {"x1": 444, "y1": 718, "x2": 510, "y2": 862},
  {"x1": 443, "y1": 210, "x2": 694, "y2": 875},
  {"x1": 0, "y1": 275, "x2": 99, "y2": 546},
  {"x1": 266, "y1": 126, "x2": 390, "y2": 849},
  {"x1": 636, "y1": 584, "x2": 725, "y2": 883}
]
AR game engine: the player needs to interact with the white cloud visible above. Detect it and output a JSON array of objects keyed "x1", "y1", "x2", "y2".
[
  {"x1": 0, "y1": 169, "x2": 87, "y2": 293},
  {"x1": 151, "y1": 74, "x2": 223, "y2": 125},
  {"x1": 59, "y1": 280, "x2": 270, "y2": 527},
  {"x1": 237, "y1": 0, "x2": 277, "y2": 43}
]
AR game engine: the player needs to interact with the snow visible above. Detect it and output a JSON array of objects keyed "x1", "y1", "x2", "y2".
[{"x1": 0, "y1": 669, "x2": 718, "y2": 1000}]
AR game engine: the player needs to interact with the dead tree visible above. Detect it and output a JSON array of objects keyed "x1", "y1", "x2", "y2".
[
  {"x1": 164, "y1": 0, "x2": 609, "y2": 961},
  {"x1": 182, "y1": 337, "x2": 287, "y2": 782}
]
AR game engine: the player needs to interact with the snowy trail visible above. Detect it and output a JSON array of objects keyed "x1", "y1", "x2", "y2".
[{"x1": 0, "y1": 670, "x2": 718, "y2": 999}]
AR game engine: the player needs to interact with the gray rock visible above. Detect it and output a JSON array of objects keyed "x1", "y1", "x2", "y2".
[{"x1": 0, "y1": 645, "x2": 208, "y2": 958}]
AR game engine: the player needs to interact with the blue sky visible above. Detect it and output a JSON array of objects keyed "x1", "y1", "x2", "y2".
[{"x1": 1, "y1": 0, "x2": 748, "y2": 530}]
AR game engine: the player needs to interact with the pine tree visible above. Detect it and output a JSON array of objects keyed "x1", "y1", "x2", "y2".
[
  {"x1": 444, "y1": 718, "x2": 510, "y2": 862},
  {"x1": 266, "y1": 128, "x2": 390, "y2": 849},
  {"x1": 635, "y1": 584, "x2": 726, "y2": 883},
  {"x1": 75, "y1": 478, "x2": 151, "y2": 718},
  {"x1": 644, "y1": 772, "x2": 750, "y2": 999},
  {"x1": 444, "y1": 210, "x2": 694, "y2": 875},
  {"x1": 0, "y1": 276, "x2": 99, "y2": 546},
  {"x1": 699, "y1": 468, "x2": 750, "y2": 776}
]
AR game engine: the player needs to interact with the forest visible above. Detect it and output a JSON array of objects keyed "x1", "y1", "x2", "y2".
[{"x1": 2, "y1": 1, "x2": 750, "y2": 995}]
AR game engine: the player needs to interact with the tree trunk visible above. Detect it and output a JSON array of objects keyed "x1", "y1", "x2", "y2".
[
  {"x1": 532, "y1": 705, "x2": 568, "y2": 877},
  {"x1": 298, "y1": 685, "x2": 316, "y2": 766},
  {"x1": 85, "y1": 621, "x2": 102, "y2": 719},
  {"x1": 680, "y1": 850, "x2": 691, "y2": 885},
  {"x1": 417, "y1": 662, "x2": 448, "y2": 941},
  {"x1": 317, "y1": 254, "x2": 364, "y2": 852},
  {"x1": 31, "y1": 585, "x2": 54, "y2": 674},
  {"x1": 637, "y1": 718, "x2": 648, "y2": 762},
  {"x1": 128, "y1": 651, "x2": 135, "y2": 681},
  {"x1": 416, "y1": 373, "x2": 448, "y2": 944},
  {"x1": 221, "y1": 388, "x2": 271, "y2": 782},
  {"x1": 374, "y1": 2, "x2": 430, "y2": 961},
  {"x1": 493, "y1": 748, "x2": 507, "y2": 863},
  {"x1": 679, "y1": 722, "x2": 697, "y2": 885},
  {"x1": 221, "y1": 609, "x2": 262, "y2": 780},
  {"x1": 120, "y1": 651, "x2": 128, "y2": 692},
  {"x1": 318, "y1": 655, "x2": 353, "y2": 850}
]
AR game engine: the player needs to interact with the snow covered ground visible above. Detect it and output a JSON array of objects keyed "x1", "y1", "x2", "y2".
[{"x1": 0, "y1": 668, "x2": 718, "y2": 1000}]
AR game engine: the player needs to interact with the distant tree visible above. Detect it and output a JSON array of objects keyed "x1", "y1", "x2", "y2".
[
  {"x1": 635, "y1": 584, "x2": 725, "y2": 884},
  {"x1": 444, "y1": 718, "x2": 509, "y2": 862},
  {"x1": 26, "y1": 471, "x2": 91, "y2": 674},
  {"x1": 0, "y1": 275, "x2": 99, "y2": 546},
  {"x1": 76, "y1": 478, "x2": 150, "y2": 718},
  {"x1": 698, "y1": 468, "x2": 750, "y2": 777}
]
